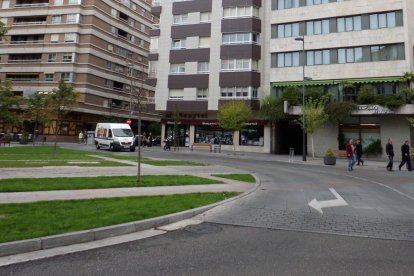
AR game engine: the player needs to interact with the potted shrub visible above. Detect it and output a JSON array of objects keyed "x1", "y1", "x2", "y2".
[{"x1": 324, "y1": 148, "x2": 336, "y2": 165}]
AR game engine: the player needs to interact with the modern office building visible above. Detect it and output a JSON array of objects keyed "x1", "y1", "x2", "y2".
[
  {"x1": 0, "y1": 0, "x2": 161, "y2": 141},
  {"x1": 150, "y1": 0, "x2": 414, "y2": 157}
]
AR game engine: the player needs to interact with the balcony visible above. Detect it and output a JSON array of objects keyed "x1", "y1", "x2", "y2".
[
  {"x1": 8, "y1": 54, "x2": 42, "y2": 63},
  {"x1": 13, "y1": 17, "x2": 47, "y2": 25},
  {"x1": 11, "y1": 35, "x2": 45, "y2": 44},
  {"x1": 15, "y1": 0, "x2": 49, "y2": 8},
  {"x1": 6, "y1": 73, "x2": 40, "y2": 81}
]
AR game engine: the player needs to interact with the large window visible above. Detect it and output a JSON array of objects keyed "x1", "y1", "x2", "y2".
[
  {"x1": 306, "y1": 19, "x2": 329, "y2": 35},
  {"x1": 223, "y1": 6, "x2": 260, "y2": 18},
  {"x1": 173, "y1": 14, "x2": 188, "y2": 25},
  {"x1": 307, "y1": 50, "x2": 330, "y2": 65},
  {"x1": 221, "y1": 59, "x2": 258, "y2": 71},
  {"x1": 222, "y1": 33, "x2": 260, "y2": 44},
  {"x1": 170, "y1": 64, "x2": 185, "y2": 74},
  {"x1": 172, "y1": 38, "x2": 186, "y2": 49},
  {"x1": 221, "y1": 87, "x2": 257, "y2": 99},
  {"x1": 276, "y1": 52, "x2": 300, "y2": 67},
  {"x1": 240, "y1": 126, "x2": 264, "y2": 146},
  {"x1": 197, "y1": 62, "x2": 209, "y2": 73},
  {"x1": 277, "y1": 23, "x2": 299, "y2": 38},
  {"x1": 195, "y1": 125, "x2": 233, "y2": 145},
  {"x1": 169, "y1": 89, "x2": 184, "y2": 100},
  {"x1": 197, "y1": 88, "x2": 208, "y2": 99},
  {"x1": 337, "y1": 16, "x2": 361, "y2": 32}
]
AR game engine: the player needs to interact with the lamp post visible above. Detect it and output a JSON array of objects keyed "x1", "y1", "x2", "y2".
[{"x1": 295, "y1": 36, "x2": 306, "y2": 161}]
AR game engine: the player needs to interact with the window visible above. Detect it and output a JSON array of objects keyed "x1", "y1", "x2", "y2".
[
  {"x1": 370, "y1": 12, "x2": 397, "y2": 29},
  {"x1": 68, "y1": 0, "x2": 82, "y2": 4},
  {"x1": 104, "y1": 79, "x2": 113, "y2": 88},
  {"x1": 52, "y1": 15, "x2": 61, "y2": 24},
  {"x1": 222, "y1": 33, "x2": 260, "y2": 44},
  {"x1": 170, "y1": 64, "x2": 185, "y2": 74},
  {"x1": 223, "y1": 6, "x2": 259, "y2": 18},
  {"x1": 274, "y1": 52, "x2": 300, "y2": 67},
  {"x1": 2, "y1": 0, "x2": 10, "y2": 8},
  {"x1": 221, "y1": 87, "x2": 253, "y2": 98},
  {"x1": 50, "y1": 34, "x2": 59, "y2": 43},
  {"x1": 200, "y1": 12, "x2": 211, "y2": 22},
  {"x1": 276, "y1": 0, "x2": 299, "y2": 10},
  {"x1": 276, "y1": 23, "x2": 299, "y2": 38},
  {"x1": 149, "y1": 61, "x2": 157, "y2": 78},
  {"x1": 307, "y1": 50, "x2": 329, "y2": 65},
  {"x1": 337, "y1": 16, "x2": 361, "y2": 32},
  {"x1": 55, "y1": 0, "x2": 63, "y2": 5},
  {"x1": 62, "y1": 53, "x2": 75, "y2": 62},
  {"x1": 307, "y1": 19, "x2": 329, "y2": 35},
  {"x1": 106, "y1": 61, "x2": 112, "y2": 70},
  {"x1": 169, "y1": 89, "x2": 184, "y2": 99},
  {"x1": 173, "y1": 14, "x2": 188, "y2": 25},
  {"x1": 140, "y1": 23, "x2": 145, "y2": 32},
  {"x1": 197, "y1": 62, "x2": 209, "y2": 73},
  {"x1": 221, "y1": 59, "x2": 258, "y2": 71},
  {"x1": 111, "y1": 8, "x2": 117, "y2": 17},
  {"x1": 172, "y1": 39, "x2": 186, "y2": 49},
  {"x1": 61, "y1": 72, "x2": 74, "y2": 82},
  {"x1": 48, "y1": 53, "x2": 57, "y2": 62},
  {"x1": 45, "y1": 74, "x2": 54, "y2": 81},
  {"x1": 66, "y1": 14, "x2": 80, "y2": 23},
  {"x1": 199, "y1": 37, "x2": 210, "y2": 48},
  {"x1": 197, "y1": 88, "x2": 208, "y2": 99},
  {"x1": 338, "y1": 47, "x2": 363, "y2": 63},
  {"x1": 64, "y1": 33, "x2": 77, "y2": 42}
]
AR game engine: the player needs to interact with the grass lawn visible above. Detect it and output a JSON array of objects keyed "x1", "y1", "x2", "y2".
[
  {"x1": 0, "y1": 146, "x2": 206, "y2": 167},
  {"x1": 0, "y1": 175, "x2": 224, "y2": 192},
  {"x1": 0, "y1": 193, "x2": 239, "y2": 243},
  {"x1": 211, "y1": 174, "x2": 256, "y2": 183}
]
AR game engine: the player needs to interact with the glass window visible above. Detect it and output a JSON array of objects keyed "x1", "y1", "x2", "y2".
[
  {"x1": 314, "y1": 50, "x2": 322, "y2": 65},
  {"x1": 378, "y1": 13, "x2": 387, "y2": 28},
  {"x1": 338, "y1": 48, "x2": 346, "y2": 63},
  {"x1": 314, "y1": 21, "x2": 322, "y2": 35},
  {"x1": 322, "y1": 50, "x2": 330, "y2": 64},
  {"x1": 345, "y1": 17, "x2": 353, "y2": 31},
  {"x1": 307, "y1": 51, "x2": 314, "y2": 65},
  {"x1": 346, "y1": 48, "x2": 354, "y2": 63},
  {"x1": 322, "y1": 20, "x2": 329, "y2": 34},
  {"x1": 354, "y1": 47, "x2": 363, "y2": 62},
  {"x1": 370, "y1": 14, "x2": 378, "y2": 29},
  {"x1": 337, "y1": 18, "x2": 345, "y2": 32},
  {"x1": 277, "y1": 53, "x2": 284, "y2": 67},
  {"x1": 306, "y1": 21, "x2": 314, "y2": 35},
  {"x1": 197, "y1": 88, "x2": 208, "y2": 99},
  {"x1": 387, "y1": 12, "x2": 396, "y2": 27},
  {"x1": 353, "y1": 16, "x2": 361, "y2": 31},
  {"x1": 278, "y1": 25, "x2": 285, "y2": 38}
]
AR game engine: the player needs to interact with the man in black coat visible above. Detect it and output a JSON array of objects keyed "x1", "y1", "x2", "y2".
[
  {"x1": 355, "y1": 139, "x2": 364, "y2": 165},
  {"x1": 386, "y1": 138, "x2": 394, "y2": 171},
  {"x1": 399, "y1": 140, "x2": 412, "y2": 171}
]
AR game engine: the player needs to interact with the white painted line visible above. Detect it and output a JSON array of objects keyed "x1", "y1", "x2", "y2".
[
  {"x1": 308, "y1": 188, "x2": 349, "y2": 215},
  {"x1": 346, "y1": 175, "x2": 414, "y2": 201}
]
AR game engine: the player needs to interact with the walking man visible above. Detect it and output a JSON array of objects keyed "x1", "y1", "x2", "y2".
[
  {"x1": 346, "y1": 139, "x2": 355, "y2": 171},
  {"x1": 355, "y1": 139, "x2": 364, "y2": 165},
  {"x1": 399, "y1": 140, "x2": 412, "y2": 171},
  {"x1": 386, "y1": 138, "x2": 394, "y2": 171},
  {"x1": 78, "y1": 131, "x2": 83, "y2": 144}
]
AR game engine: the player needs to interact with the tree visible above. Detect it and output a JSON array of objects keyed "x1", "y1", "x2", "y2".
[
  {"x1": 218, "y1": 101, "x2": 252, "y2": 153},
  {"x1": 0, "y1": 20, "x2": 7, "y2": 40},
  {"x1": 260, "y1": 95, "x2": 285, "y2": 153},
  {"x1": 356, "y1": 84, "x2": 377, "y2": 104},
  {"x1": 325, "y1": 101, "x2": 357, "y2": 123},
  {"x1": 0, "y1": 79, "x2": 21, "y2": 127},
  {"x1": 48, "y1": 80, "x2": 78, "y2": 154},
  {"x1": 400, "y1": 71, "x2": 414, "y2": 88},
  {"x1": 297, "y1": 97, "x2": 329, "y2": 158},
  {"x1": 26, "y1": 92, "x2": 52, "y2": 145}
]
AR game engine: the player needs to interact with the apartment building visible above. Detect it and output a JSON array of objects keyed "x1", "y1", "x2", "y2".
[
  {"x1": 0, "y1": 0, "x2": 161, "y2": 141},
  {"x1": 150, "y1": 0, "x2": 414, "y2": 156}
]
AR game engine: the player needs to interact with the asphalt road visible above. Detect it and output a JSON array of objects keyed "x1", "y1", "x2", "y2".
[{"x1": 1, "y1": 146, "x2": 413, "y2": 275}]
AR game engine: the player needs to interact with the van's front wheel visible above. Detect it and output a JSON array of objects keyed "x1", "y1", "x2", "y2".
[{"x1": 109, "y1": 144, "x2": 115, "y2": 152}]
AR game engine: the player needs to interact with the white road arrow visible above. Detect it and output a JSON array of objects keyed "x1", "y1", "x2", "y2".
[{"x1": 308, "y1": 188, "x2": 348, "y2": 215}]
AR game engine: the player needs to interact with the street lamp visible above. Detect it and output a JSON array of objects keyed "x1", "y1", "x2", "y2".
[{"x1": 295, "y1": 36, "x2": 306, "y2": 161}]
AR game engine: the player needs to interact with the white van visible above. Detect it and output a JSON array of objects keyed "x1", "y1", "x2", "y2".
[{"x1": 94, "y1": 123, "x2": 135, "y2": 152}]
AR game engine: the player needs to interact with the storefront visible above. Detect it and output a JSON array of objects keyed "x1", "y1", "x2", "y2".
[{"x1": 161, "y1": 119, "x2": 270, "y2": 153}]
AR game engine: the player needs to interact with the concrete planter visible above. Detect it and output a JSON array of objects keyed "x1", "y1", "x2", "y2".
[{"x1": 324, "y1": 156, "x2": 336, "y2": 165}]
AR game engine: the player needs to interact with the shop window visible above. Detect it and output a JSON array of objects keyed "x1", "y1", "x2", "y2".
[
  {"x1": 195, "y1": 125, "x2": 233, "y2": 145},
  {"x1": 240, "y1": 126, "x2": 264, "y2": 146}
]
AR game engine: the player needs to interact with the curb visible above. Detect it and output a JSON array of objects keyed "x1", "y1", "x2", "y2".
[{"x1": 0, "y1": 177, "x2": 260, "y2": 257}]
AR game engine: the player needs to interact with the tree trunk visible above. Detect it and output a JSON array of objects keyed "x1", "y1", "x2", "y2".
[
  {"x1": 137, "y1": 110, "x2": 141, "y2": 184},
  {"x1": 311, "y1": 133, "x2": 315, "y2": 158},
  {"x1": 233, "y1": 131, "x2": 236, "y2": 154},
  {"x1": 53, "y1": 112, "x2": 60, "y2": 156}
]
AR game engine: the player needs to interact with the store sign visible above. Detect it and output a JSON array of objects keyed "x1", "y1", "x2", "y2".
[{"x1": 357, "y1": 105, "x2": 393, "y2": 115}]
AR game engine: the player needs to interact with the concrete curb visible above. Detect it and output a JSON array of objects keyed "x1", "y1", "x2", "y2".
[{"x1": 0, "y1": 177, "x2": 260, "y2": 257}]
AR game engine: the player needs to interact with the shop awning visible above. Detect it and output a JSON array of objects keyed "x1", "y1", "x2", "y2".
[
  {"x1": 272, "y1": 80, "x2": 335, "y2": 87},
  {"x1": 272, "y1": 77, "x2": 402, "y2": 87}
]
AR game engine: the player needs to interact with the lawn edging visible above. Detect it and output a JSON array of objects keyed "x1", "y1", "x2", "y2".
[{"x1": 0, "y1": 174, "x2": 260, "y2": 257}]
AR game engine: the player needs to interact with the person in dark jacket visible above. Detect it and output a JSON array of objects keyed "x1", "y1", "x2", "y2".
[
  {"x1": 399, "y1": 140, "x2": 412, "y2": 171},
  {"x1": 355, "y1": 139, "x2": 364, "y2": 165},
  {"x1": 386, "y1": 138, "x2": 394, "y2": 171}
]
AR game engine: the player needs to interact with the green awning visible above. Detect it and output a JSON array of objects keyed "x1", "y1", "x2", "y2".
[
  {"x1": 334, "y1": 77, "x2": 402, "y2": 84},
  {"x1": 272, "y1": 77, "x2": 402, "y2": 87},
  {"x1": 272, "y1": 80, "x2": 335, "y2": 87}
]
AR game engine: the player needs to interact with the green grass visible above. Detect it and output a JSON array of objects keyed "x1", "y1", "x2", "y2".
[
  {"x1": 0, "y1": 193, "x2": 239, "y2": 243},
  {"x1": 211, "y1": 174, "x2": 256, "y2": 183},
  {"x1": 0, "y1": 160, "x2": 130, "y2": 168},
  {"x1": 0, "y1": 175, "x2": 224, "y2": 192},
  {"x1": 0, "y1": 146, "x2": 206, "y2": 167}
]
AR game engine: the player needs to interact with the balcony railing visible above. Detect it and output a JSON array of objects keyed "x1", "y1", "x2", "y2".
[
  {"x1": 8, "y1": 59, "x2": 42, "y2": 63},
  {"x1": 15, "y1": 3, "x2": 49, "y2": 8},
  {"x1": 13, "y1": 21, "x2": 46, "y2": 25},
  {"x1": 10, "y1": 40, "x2": 44, "y2": 44}
]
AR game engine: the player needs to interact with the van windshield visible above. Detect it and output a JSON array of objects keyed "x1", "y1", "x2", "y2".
[{"x1": 113, "y1": 129, "x2": 133, "y2": 137}]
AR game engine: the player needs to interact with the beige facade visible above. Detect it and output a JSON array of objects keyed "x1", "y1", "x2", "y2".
[{"x1": 0, "y1": 0, "x2": 161, "y2": 140}]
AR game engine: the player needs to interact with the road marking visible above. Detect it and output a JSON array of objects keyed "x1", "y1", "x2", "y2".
[
  {"x1": 346, "y1": 174, "x2": 414, "y2": 201},
  {"x1": 308, "y1": 188, "x2": 348, "y2": 215}
]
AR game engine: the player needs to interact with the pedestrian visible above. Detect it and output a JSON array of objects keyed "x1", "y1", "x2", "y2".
[
  {"x1": 346, "y1": 138, "x2": 355, "y2": 171},
  {"x1": 355, "y1": 139, "x2": 364, "y2": 165},
  {"x1": 398, "y1": 140, "x2": 412, "y2": 171},
  {"x1": 78, "y1": 131, "x2": 83, "y2": 144},
  {"x1": 148, "y1": 132, "x2": 153, "y2": 147},
  {"x1": 83, "y1": 131, "x2": 88, "y2": 144},
  {"x1": 386, "y1": 138, "x2": 394, "y2": 171}
]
